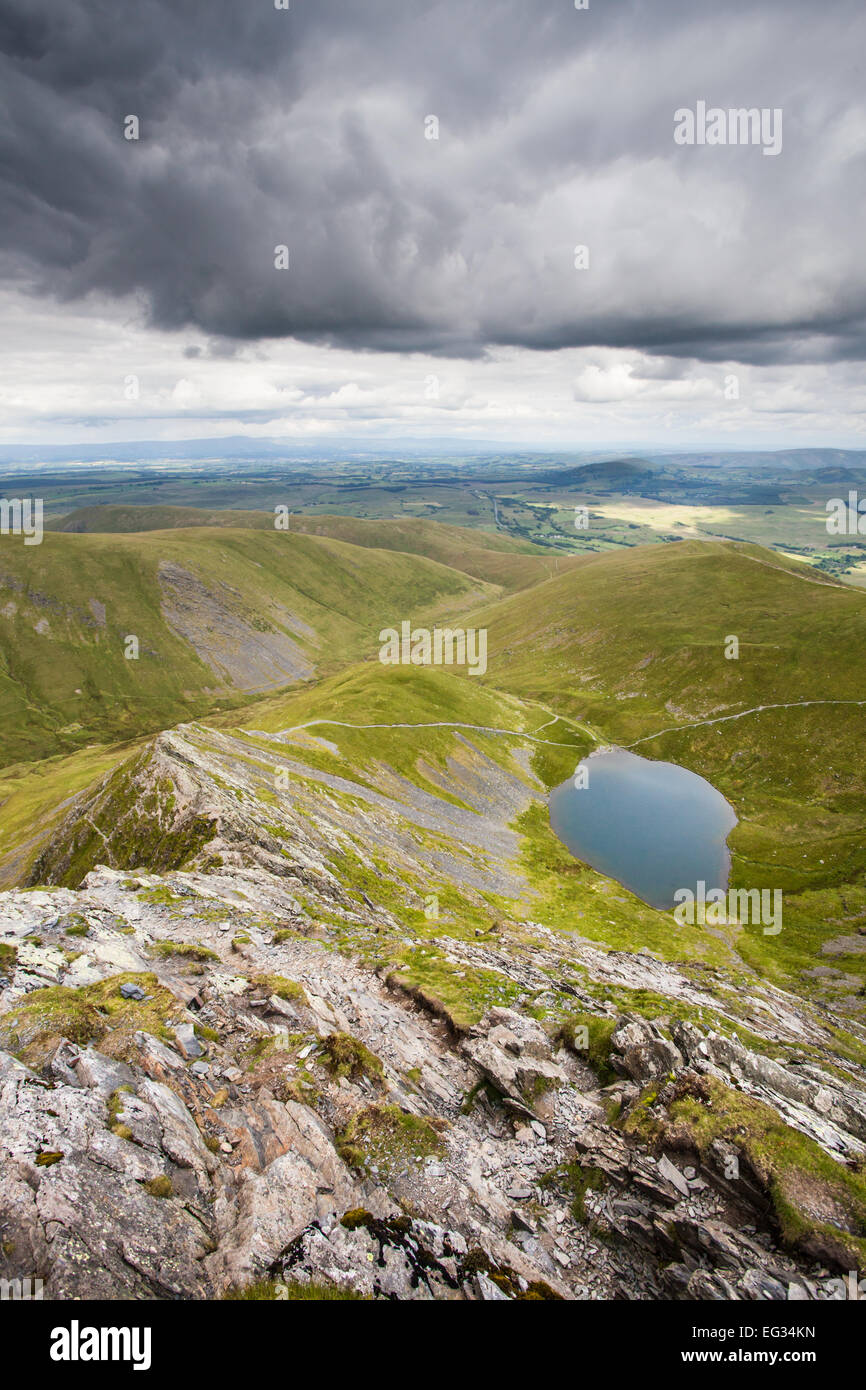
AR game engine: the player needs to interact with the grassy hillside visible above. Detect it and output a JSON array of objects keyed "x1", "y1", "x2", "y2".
[
  {"x1": 49, "y1": 504, "x2": 276, "y2": 533},
  {"x1": 470, "y1": 540, "x2": 863, "y2": 724},
  {"x1": 47, "y1": 506, "x2": 577, "y2": 593},
  {"x1": 0, "y1": 742, "x2": 138, "y2": 888},
  {"x1": 233, "y1": 661, "x2": 550, "y2": 803},
  {"x1": 277, "y1": 514, "x2": 580, "y2": 592},
  {"x1": 0, "y1": 526, "x2": 495, "y2": 766}
]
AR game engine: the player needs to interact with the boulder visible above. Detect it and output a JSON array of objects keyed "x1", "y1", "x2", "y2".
[
  {"x1": 461, "y1": 1008, "x2": 568, "y2": 1111},
  {"x1": 610, "y1": 1015, "x2": 683, "y2": 1084}
]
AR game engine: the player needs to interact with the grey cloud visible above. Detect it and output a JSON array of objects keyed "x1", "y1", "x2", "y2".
[{"x1": 0, "y1": 0, "x2": 864, "y2": 364}]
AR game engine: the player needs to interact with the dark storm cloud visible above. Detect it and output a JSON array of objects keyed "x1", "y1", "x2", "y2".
[{"x1": 1, "y1": 0, "x2": 864, "y2": 364}]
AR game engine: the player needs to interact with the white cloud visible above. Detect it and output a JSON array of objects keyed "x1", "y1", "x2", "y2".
[{"x1": 0, "y1": 287, "x2": 862, "y2": 449}]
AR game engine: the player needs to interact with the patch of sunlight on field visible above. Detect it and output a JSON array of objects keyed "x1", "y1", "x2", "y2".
[
  {"x1": 590, "y1": 500, "x2": 741, "y2": 533},
  {"x1": 778, "y1": 550, "x2": 818, "y2": 566}
]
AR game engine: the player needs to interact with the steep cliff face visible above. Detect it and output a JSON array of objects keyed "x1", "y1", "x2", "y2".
[{"x1": 2, "y1": 713, "x2": 866, "y2": 1300}]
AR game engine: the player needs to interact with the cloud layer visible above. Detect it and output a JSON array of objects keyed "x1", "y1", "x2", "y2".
[
  {"x1": 2, "y1": 0, "x2": 865, "y2": 367},
  {"x1": 1, "y1": 283, "x2": 863, "y2": 449}
]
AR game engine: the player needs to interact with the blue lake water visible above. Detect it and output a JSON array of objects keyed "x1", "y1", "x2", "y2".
[{"x1": 548, "y1": 747, "x2": 738, "y2": 910}]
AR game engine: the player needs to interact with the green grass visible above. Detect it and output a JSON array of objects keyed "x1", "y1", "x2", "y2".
[
  {"x1": 321, "y1": 1032, "x2": 385, "y2": 1083},
  {"x1": 337, "y1": 1104, "x2": 446, "y2": 1177},
  {"x1": 388, "y1": 946, "x2": 521, "y2": 1032},
  {"x1": 249, "y1": 973, "x2": 308, "y2": 1005},
  {"x1": 0, "y1": 743, "x2": 138, "y2": 887},
  {"x1": 540, "y1": 1160, "x2": 607, "y2": 1222},
  {"x1": 514, "y1": 802, "x2": 733, "y2": 968},
  {"x1": 142, "y1": 1175, "x2": 174, "y2": 1199},
  {"x1": 554, "y1": 1014, "x2": 618, "y2": 1084},
  {"x1": 0, "y1": 972, "x2": 183, "y2": 1065},
  {"x1": 48, "y1": 505, "x2": 575, "y2": 593},
  {"x1": 147, "y1": 940, "x2": 219, "y2": 962},
  {"x1": 237, "y1": 661, "x2": 538, "y2": 804},
  {"x1": 27, "y1": 750, "x2": 217, "y2": 887},
  {"x1": 0, "y1": 523, "x2": 501, "y2": 768},
  {"x1": 472, "y1": 541, "x2": 865, "y2": 750},
  {"x1": 223, "y1": 1278, "x2": 368, "y2": 1301}
]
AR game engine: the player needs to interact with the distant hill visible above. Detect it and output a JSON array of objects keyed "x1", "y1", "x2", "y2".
[
  {"x1": 0, "y1": 435, "x2": 519, "y2": 465},
  {"x1": 48, "y1": 505, "x2": 270, "y2": 533},
  {"x1": 537, "y1": 458, "x2": 656, "y2": 488},
  {"x1": 811, "y1": 466, "x2": 866, "y2": 486},
  {"x1": 646, "y1": 449, "x2": 866, "y2": 473},
  {"x1": 47, "y1": 506, "x2": 578, "y2": 593},
  {"x1": 474, "y1": 538, "x2": 864, "y2": 738}
]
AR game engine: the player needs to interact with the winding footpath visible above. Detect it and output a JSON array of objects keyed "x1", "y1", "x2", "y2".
[
  {"x1": 622, "y1": 698, "x2": 866, "y2": 748},
  {"x1": 256, "y1": 717, "x2": 586, "y2": 749},
  {"x1": 246, "y1": 696, "x2": 866, "y2": 755}
]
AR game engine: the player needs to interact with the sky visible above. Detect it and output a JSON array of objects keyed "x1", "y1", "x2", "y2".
[{"x1": 0, "y1": 0, "x2": 864, "y2": 451}]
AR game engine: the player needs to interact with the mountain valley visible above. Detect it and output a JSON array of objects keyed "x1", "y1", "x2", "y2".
[{"x1": 2, "y1": 513, "x2": 866, "y2": 1301}]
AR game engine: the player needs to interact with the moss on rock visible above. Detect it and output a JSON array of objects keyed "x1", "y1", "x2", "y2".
[
  {"x1": 337, "y1": 1103, "x2": 445, "y2": 1178},
  {"x1": 0, "y1": 972, "x2": 183, "y2": 1066},
  {"x1": 321, "y1": 1031, "x2": 384, "y2": 1083},
  {"x1": 624, "y1": 1072, "x2": 866, "y2": 1270}
]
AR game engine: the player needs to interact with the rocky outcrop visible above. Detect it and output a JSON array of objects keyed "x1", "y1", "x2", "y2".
[
  {"x1": 461, "y1": 1008, "x2": 571, "y2": 1116},
  {"x1": 670, "y1": 1019, "x2": 866, "y2": 1159},
  {"x1": 609, "y1": 1014, "x2": 684, "y2": 1084}
]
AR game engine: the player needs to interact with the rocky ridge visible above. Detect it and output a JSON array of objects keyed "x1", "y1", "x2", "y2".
[{"x1": 1, "y1": 720, "x2": 866, "y2": 1301}]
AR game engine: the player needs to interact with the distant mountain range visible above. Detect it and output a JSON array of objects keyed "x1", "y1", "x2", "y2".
[{"x1": 1, "y1": 439, "x2": 865, "y2": 471}]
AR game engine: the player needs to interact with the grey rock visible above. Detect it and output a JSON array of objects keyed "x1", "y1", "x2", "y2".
[
  {"x1": 74, "y1": 1048, "x2": 136, "y2": 1098},
  {"x1": 510, "y1": 1210, "x2": 536, "y2": 1234},
  {"x1": 610, "y1": 1015, "x2": 684, "y2": 1084},
  {"x1": 461, "y1": 1008, "x2": 568, "y2": 1113},
  {"x1": 657, "y1": 1154, "x2": 691, "y2": 1198},
  {"x1": 787, "y1": 1281, "x2": 813, "y2": 1301},
  {"x1": 687, "y1": 1268, "x2": 741, "y2": 1300},
  {"x1": 174, "y1": 1024, "x2": 204, "y2": 1059},
  {"x1": 476, "y1": 1271, "x2": 511, "y2": 1301},
  {"x1": 120, "y1": 983, "x2": 147, "y2": 1001},
  {"x1": 738, "y1": 1268, "x2": 788, "y2": 1301}
]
